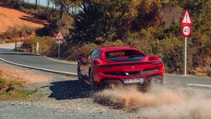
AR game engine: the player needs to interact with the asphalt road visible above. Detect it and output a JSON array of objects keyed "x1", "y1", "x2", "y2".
[
  {"x1": 0, "y1": 43, "x2": 211, "y2": 119},
  {"x1": 0, "y1": 52, "x2": 77, "y2": 75},
  {"x1": 0, "y1": 42, "x2": 77, "y2": 76},
  {"x1": 0, "y1": 43, "x2": 210, "y2": 88}
]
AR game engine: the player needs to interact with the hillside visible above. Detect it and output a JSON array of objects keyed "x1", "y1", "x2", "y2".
[{"x1": 0, "y1": 2, "x2": 48, "y2": 34}]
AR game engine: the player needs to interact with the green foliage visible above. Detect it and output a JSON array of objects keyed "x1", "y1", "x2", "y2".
[
  {"x1": 0, "y1": 69, "x2": 23, "y2": 95},
  {"x1": 102, "y1": 40, "x2": 126, "y2": 46},
  {"x1": 70, "y1": 0, "x2": 131, "y2": 45},
  {"x1": 65, "y1": 40, "x2": 125, "y2": 60},
  {"x1": 64, "y1": 43, "x2": 98, "y2": 60},
  {"x1": 0, "y1": 89, "x2": 40, "y2": 101},
  {"x1": 130, "y1": 0, "x2": 162, "y2": 31},
  {"x1": 3, "y1": 0, "x2": 211, "y2": 76},
  {"x1": 0, "y1": 69, "x2": 39, "y2": 100},
  {"x1": 0, "y1": 25, "x2": 34, "y2": 40},
  {"x1": 20, "y1": 36, "x2": 57, "y2": 56}
]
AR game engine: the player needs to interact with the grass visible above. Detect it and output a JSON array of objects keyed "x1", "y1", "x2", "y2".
[
  {"x1": 0, "y1": 88, "x2": 41, "y2": 101},
  {"x1": 0, "y1": 67, "x2": 41, "y2": 101}
]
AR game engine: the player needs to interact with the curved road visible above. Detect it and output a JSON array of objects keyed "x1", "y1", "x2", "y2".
[
  {"x1": 0, "y1": 43, "x2": 77, "y2": 76},
  {"x1": 0, "y1": 52, "x2": 77, "y2": 76},
  {"x1": 0, "y1": 43, "x2": 211, "y2": 119},
  {"x1": 0, "y1": 43, "x2": 211, "y2": 88}
]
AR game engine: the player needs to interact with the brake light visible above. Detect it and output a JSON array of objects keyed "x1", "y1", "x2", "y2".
[
  {"x1": 93, "y1": 59, "x2": 103, "y2": 66},
  {"x1": 152, "y1": 61, "x2": 163, "y2": 66}
]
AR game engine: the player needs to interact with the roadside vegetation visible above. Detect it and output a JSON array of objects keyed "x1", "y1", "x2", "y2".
[
  {"x1": 0, "y1": 66, "x2": 39, "y2": 101},
  {"x1": 0, "y1": 25, "x2": 35, "y2": 43},
  {"x1": 0, "y1": 0, "x2": 210, "y2": 77}
]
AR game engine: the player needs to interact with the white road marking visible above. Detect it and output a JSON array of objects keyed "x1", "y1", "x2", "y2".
[{"x1": 186, "y1": 84, "x2": 211, "y2": 88}]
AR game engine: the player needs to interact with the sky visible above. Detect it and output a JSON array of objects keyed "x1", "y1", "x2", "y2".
[
  {"x1": 22, "y1": 0, "x2": 55, "y2": 7},
  {"x1": 22, "y1": 0, "x2": 81, "y2": 14}
]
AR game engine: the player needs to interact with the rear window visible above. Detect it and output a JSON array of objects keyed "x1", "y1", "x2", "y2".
[{"x1": 105, "y1": 50, "x2": 145, "y2": 62}]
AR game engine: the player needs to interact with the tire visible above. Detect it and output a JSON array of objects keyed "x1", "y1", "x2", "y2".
[
  {"x1": 100, "y1": 80, "x2": 123, "y2": 89},
  {"x1": 89, "y1": 70, "x2": 96, "y2": 91},
  {"x1": 77, "y1": 63, "x2": 83, "y2": 80}
]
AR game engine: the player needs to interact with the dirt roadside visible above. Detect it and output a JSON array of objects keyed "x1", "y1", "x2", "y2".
[
  {"x1": 0, "y1": 2, "x2": 47, "y2": 34},
  {"x1": 0, "y1": 63, "x2": 128, "y2": 119},
  {"x1": 1, "y1": 63, "x2": 211, "y2": 119}
]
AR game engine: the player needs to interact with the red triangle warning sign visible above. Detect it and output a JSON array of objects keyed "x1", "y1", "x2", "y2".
[
  {"x1": 55, "y1": 32, "x2": 64, "y2": 40},
  {"x1": 181, "y1": 9, "x2": 192, "y2": 25}
]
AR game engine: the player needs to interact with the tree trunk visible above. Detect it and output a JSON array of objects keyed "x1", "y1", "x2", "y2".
[
  {"x1": 35, "y1": 0, "x2": 38, "y2": 9},
  {"x1": 59, "y1": 0, "x2": 65, "y2": 20}
]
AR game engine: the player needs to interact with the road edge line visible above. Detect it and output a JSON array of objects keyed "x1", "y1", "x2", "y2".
[{"x1": 0, "y1": 57, "x2": 77, "y2": 77}]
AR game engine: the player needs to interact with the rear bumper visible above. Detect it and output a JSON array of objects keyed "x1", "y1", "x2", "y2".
[{"x1": 95, "y1": 72, "x2": 164, "y2": 88}]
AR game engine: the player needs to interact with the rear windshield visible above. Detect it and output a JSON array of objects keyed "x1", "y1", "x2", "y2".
[{"x1": 105, "y1": 50, "x2": 145, "y2": 62}]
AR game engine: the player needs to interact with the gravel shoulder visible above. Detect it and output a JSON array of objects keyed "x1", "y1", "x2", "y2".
[
  {"x1": 0, "y1": 63, "x2": 130, "y2": 119},
  {"x1": 1, "y1": 63, "x2": 211, "y2": 119}
]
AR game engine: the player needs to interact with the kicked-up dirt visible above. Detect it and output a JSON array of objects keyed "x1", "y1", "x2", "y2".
[{"x1": 0, "y1": 63, "x2": 211, "y2": 119}]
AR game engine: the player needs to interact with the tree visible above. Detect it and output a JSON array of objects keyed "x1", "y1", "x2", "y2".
[
  {"x1": 69, "y1": 0, "x2": 167, "y2": 46},
  {"x1": 70, "y1": 0, "x2": 131, "y2": 45},
  {"x1": 188, "y1": 0, "x2": 211, "y2": 68},
  {"x1": 35, "y1": 0, "x2": 38, "y2": 9}
]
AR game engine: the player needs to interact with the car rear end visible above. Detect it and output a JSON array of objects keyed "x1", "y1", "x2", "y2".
[{"x1": 91, "y1": 47, "x2": 164, "y2": 89}]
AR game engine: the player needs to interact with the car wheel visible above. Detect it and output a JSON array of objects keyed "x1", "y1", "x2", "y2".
[
  {"x1": 89, "y1": 70, "x2": 96, "y2": 91},
  {"x1": 100, "y1": 80, "x2": 123, "y2": 89},
  {"x1": 100, "y1": 83, "x2": 114, "y2": 89},
  {"x1": 77, "y1": 63, "x2": 83, "y2": 80}
]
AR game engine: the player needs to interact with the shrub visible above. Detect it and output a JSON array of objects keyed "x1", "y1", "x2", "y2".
[
  {"x1": 0, "y1": 67, "x2": 39, "y2": 100},
  {"x1": 64, "y1": 43, "x2": 98, "y2": 60},
  {"x1": 0, "y1": 25, "x2": 34, "y2": 40},
  {"x1": 0, "y1": 69, "x2": 23, "y2": 94},
  {"x1": 20, "y1": 36, "x2": 57, "y2": 56}
]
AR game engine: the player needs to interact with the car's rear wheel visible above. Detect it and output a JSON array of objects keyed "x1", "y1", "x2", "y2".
[
  {"x1": 100, "y1": 80, "x2": 123, "y2": 89},
  {"x1": 77, "y1": 63, "x2": 83, "y2": 80},
  {"x1": 89, "y1": 70, "x2": 96, "y2": 91}
]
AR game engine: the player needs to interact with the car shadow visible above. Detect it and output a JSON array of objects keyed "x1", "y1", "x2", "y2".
[{"x1": 49, "y1": 80, "x2": 92, "y2": 100}]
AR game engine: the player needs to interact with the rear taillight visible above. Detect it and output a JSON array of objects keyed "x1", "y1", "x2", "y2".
[
  {"x1": 149, "y1": 56, "x2": 160, "y2": 60},
  {"x1": 92, "y1": 59, "x2": 103, "y2": 66},
  {"x1": 152, "y1": 61, "x2": 163, "y2": 66},
  {"x1": 152, "y1": 62, "x2": 163, "y2": 65}
]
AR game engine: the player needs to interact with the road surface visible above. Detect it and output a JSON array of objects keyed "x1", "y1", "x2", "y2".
[
  {"x1": 0, "y1": 43, "x2": 210, "y2": 88},
  {"x1": 0, "y1": 43, "x2": 211, "y2": 119}
]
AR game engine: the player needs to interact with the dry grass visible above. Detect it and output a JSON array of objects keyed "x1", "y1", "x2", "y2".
[
  {"x1": 0, "y1": 65, "x2": 52, "y2": 84},
  {"x1": 0, "y1": 64, "x2": 52, "y2": 100}
]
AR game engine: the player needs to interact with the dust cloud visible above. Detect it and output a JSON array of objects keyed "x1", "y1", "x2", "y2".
[{"x1": 94, "y1": 84, "x2": 211, "y2": 119}]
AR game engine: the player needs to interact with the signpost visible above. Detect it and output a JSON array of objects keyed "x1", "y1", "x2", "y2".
[
  {"x1": 181, "y1": 9, "x2": 192, "y2": 76},
  {"x1": 55, "y1": 32, "x2": 64, "y2": 58}
]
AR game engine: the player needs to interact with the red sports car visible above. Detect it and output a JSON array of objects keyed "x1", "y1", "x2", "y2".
[{"x1": 76, "y1": 46, "x2": 164, "y2": 90}]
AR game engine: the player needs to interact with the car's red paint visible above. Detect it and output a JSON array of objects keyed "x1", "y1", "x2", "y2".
[{"x1": 77, "y1": 46, "x2": 164, "y2": 89}]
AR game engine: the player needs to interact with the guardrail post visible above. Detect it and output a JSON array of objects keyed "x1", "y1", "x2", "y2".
[{"x1": 36, "y1": 42, "x2": 39, "y2": 54}]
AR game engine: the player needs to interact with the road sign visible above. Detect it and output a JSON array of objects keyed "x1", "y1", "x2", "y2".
[
  {"x1": 181, "y1": 9, "x2": 192, "y2": 25},
  {"x1": 181, "y1": 9, "x2": 192, "y2": 76},
  {"x1": 55, "y1": 32, "x2": 64, "y2": 40},
  {"x1": 182, "y1": 25, "x2": 191, "y2": 37}
]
